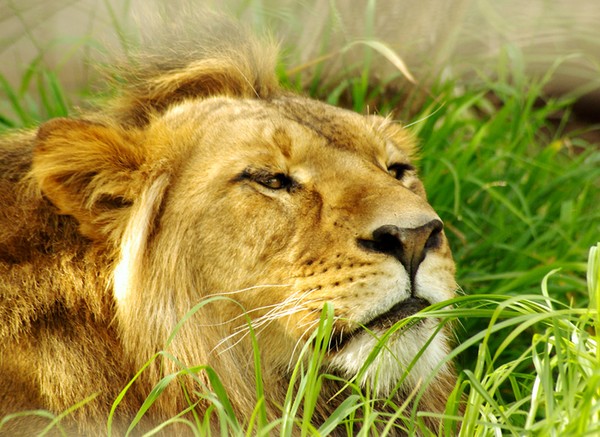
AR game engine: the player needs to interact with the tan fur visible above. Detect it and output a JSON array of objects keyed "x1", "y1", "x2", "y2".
[{"x1": 0, "y1": 22, "x2": 457, "y2": 435}]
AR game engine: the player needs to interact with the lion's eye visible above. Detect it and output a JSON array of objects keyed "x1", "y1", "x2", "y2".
[
  {"x1": 258, "y1": 174, "x2": 290, "y2": 190},
  {"x1": 387, "y1": 163, "x2": 414, "y2": 180},
  {"x1": 236, "y1": 168, "x2": 295, "y2": 191}
]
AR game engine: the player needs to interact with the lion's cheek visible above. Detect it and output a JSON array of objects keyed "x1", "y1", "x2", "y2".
[{"x1": 162, "y1": 197, "x2": 297, "y2": 295}]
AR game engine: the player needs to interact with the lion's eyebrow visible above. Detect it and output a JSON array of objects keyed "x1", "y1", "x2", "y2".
[
  {"x1": 232, "y1": 167, "x2": 254, "y2": 182},
  {"x1": 231, "y1": 166, "x2": 273, "y2": 182},
  {"x1": 384, "y1": 138, "x2": 415, "y2": 163},
  {"x1": 230, "y1": 166, "x2": 281, "y2": 184}
]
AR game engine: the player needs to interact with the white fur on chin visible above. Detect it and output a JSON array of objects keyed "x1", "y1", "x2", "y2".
[{"x1": 327, "y1": 320, "x2": 450, "y2": 397}]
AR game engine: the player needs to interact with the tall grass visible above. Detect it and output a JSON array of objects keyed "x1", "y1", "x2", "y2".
[
  {"x1": 0, "y1": 58, "x2": 70, "y2": 130},
  {"x1": 1, "y1": 4, "x2": 599, "y2": 435},
  {"x1": 455, "y1": 245, "x2": 600, "y2": 436}
]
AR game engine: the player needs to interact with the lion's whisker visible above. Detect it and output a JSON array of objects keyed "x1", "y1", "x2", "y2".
[
  {"x1": 214, "y1": 295, "x2": 325, "y2": 356},
  {"x1": 202, "y1": 283, "x2": 292, "y2": 300},
  {"x1": 213, "y1": 304, "x2": 310, "y2": 355},
  {"x1": 201, "y1": 287, "x2": 311, "y2": 329},
  {"x1": 287, "y1": 318, "x2": 321, "y2": 371},
  {"x1": 196, "y1": 295, "x2": 303, "y2": 328}
]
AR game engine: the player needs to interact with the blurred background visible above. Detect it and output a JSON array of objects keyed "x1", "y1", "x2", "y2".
[{"x1": 2, "y1": 0, "x2": 599, "y2": 121}]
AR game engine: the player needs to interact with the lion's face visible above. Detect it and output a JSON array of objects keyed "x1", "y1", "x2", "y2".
[
  {"x1": 126, "y1": 95, "x2": 456, "y2": 392},
  {"x1": 33, "y1": 93, "x2": 455, "y2": 403}
]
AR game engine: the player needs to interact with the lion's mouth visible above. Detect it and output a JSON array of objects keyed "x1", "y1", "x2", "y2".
[
  {"x1": 328, "y1": 297, "x2": 431, "y2": 352},
  {"x1": 365, "y1": 297, "x2": 430, "y2": 331}
]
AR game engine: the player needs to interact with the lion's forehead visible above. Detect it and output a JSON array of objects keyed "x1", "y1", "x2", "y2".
[{"x1": 163, "y1": 96, "x2": 409, "y2": 163}]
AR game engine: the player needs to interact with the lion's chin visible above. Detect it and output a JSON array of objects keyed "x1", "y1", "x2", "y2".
[{"x1": 326, "y1": 319, "x2": 449, "y2": 397}]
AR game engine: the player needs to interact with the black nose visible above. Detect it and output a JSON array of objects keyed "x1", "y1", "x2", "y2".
[{"x1": 359, "y1": 220, "x2": 444, "y2": 280}]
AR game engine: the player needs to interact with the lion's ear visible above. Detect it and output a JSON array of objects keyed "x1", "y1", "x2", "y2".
[{"x1": 32, "y1": 118, "x2": 147, "y2": 240}]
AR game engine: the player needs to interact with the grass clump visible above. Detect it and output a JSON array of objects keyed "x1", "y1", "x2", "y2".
[{"x1": 454, "y1": 244, "x2": 600, "y2": 436}]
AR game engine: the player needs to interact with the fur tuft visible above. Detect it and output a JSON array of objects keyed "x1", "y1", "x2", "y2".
[{"x1": 106, "y1": 13, "x2": 281, "y2": 126}]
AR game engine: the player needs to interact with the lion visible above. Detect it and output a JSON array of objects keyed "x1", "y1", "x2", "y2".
[{"x1": 0, "y1": 19, "x2": 458, "y2": 435}]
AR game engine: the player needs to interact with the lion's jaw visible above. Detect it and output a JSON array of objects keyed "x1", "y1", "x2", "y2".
[{"x1": 106, "y1": 95, "x2": 457, "y2": 408}]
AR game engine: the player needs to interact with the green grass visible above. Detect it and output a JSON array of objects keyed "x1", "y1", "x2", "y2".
[
  {"x1": 0, "y1": 57, "x2": 69, "y2": 129},
  {"x1": 1, "y1": 7, "x2": 600, "y2": 436}
]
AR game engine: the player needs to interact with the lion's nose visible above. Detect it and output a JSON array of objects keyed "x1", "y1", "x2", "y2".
[{"x1": 359, "y1": 219, "x2": 444, "y2": 280}]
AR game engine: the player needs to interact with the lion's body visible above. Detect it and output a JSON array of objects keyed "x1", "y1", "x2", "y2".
[
  {"x1": 0, "y1": 134, "x2": 138, "y2": 433},
  {"x1": 0, "y1": 20, "x2": 457, "y2": 435}
]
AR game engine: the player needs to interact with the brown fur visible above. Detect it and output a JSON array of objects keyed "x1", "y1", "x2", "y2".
[{"x1": 0, "y1": 21, "x2": 457, "y2": 435}]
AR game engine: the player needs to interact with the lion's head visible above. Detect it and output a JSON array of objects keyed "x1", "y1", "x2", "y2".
[{"x1": 1, "y1": 21, "x2": 457, "y2": 434}]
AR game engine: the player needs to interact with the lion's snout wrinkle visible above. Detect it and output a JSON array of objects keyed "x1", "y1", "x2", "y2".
[{"x1": 359, "y1": 219, "x2": 444, "y2": 281}]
